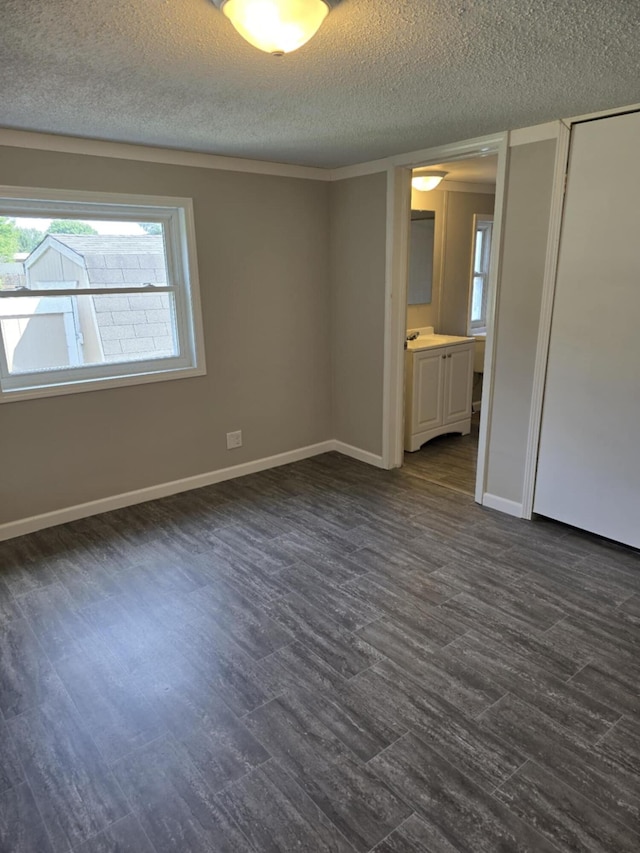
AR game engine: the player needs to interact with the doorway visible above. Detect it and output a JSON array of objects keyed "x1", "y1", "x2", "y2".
[
  {"x1": 401, "y1": 155, "x2": 498, "y2": 496},
  {"x1": 381, "y1": 132, "x2": 509, "y2": 505}
]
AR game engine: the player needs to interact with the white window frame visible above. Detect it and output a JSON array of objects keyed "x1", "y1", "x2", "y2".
[
  {"x1": 0, "y1": 186, "x2": 206, "y2": 402},
  {"x1": 468, "y1": 214, "x2": 494, "y2": 334}
]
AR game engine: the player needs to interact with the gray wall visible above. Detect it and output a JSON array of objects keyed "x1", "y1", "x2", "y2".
[
  {"x1": 439, "y1": 190, "x2": 495, "y2": 335},
  {"x1": 329, "y1": 172, "x2": 387, "y2": 455},
  {"x1": 485, "y1": 138, "x2": 558, "y2": 503},
  {"x1": 0, "y1": 145, "x2": 332, "y2": 524}
]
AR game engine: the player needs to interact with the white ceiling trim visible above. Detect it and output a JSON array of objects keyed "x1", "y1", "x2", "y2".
[
  {"x1": 509, "y1": 121, "x2": 559, "y2": 147},
  {"x1": 565, "y1": 101, "x2": 640, "y2": 126},
  {"x1": 0, "y1": 128, "x2": 332, "y2": 182},
  {"x1": 0, "y1": 125, "x2": 521, "y2": 184},
  {"x1": 389, "y1": 132, "x2": 506, "y2": 169},
  {"x1": 331, "y1": 131, "x2": 508, "y2": 180},
  {"x1": 0, "y1": 107, "x2": 634, "y2": 186}
]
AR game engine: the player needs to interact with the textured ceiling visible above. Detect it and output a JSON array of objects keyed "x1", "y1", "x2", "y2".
[{"x1": 2, "y1": 1, "x2": 638, "y2": 168}]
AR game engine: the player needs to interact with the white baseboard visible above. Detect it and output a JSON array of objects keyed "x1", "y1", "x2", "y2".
[
  {"x1": 332, "y1": 441, "x2": 386, "y2": 468},
  {"x1": 482, "y1": 493, "x2": 524, "y2": 518},
  {"x1": 0, "y1": 439, "x2": 386, "y2": 542},
  {"x1": 0, "y1": 440, "x2": 336, "y2": 542}
]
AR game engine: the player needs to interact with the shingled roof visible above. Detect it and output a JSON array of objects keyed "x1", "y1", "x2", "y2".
[
  {"x1": 23, "y1": 234, "x2": 174, "y2": 364},
  {"x1": 27, "y1": 234, "x2": 167, "y2": 287},
  {"x1": 48, "y1": 235, "x2": 164, "y2": 256}
]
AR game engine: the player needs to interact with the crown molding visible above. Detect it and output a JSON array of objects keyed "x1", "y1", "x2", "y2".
[
  {"x1": 565, "y1": 102, "x2": 640, "y2": 126},
  {"x1": 0, "y1": 128, "x2": 332, "y2": 181}
]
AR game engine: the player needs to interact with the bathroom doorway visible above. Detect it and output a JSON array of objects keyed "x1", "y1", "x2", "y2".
[{"x1": 400, "y1": 154, "x2": 498, "y2": 496}]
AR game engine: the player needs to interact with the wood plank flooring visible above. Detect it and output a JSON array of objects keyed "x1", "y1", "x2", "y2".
[
  {"x1": 0, "y1": 450, "x2": 639, "y2": 852},
  {"x1": 404, "y1": 412, "x2": 480, "y2": 495}
]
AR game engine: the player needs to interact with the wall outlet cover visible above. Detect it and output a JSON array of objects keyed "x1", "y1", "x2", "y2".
[{"x1": 226, "y1": 430, "x2": 242, "y2": 449}]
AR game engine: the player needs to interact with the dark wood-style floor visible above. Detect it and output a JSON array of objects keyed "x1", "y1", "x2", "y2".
[
  {"x1": 0, "y1": 450, "x2": 639, "y2": 852},
  {"x1": 405, "y1": 412, "x2": 480, "y2": 495}
]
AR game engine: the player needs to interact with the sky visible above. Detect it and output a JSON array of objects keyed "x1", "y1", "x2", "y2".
[{"x1": 15, "y1": 217, "x2": 145, "y2": 235}]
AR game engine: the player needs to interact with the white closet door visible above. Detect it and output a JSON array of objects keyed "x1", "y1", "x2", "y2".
[{"x1": 534, "y1": 111, "x2": 640, "y2": 548}]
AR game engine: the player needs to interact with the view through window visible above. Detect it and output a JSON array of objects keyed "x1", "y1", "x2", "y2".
[
  {"x1": 0, "y1": 191, "x2": 204, "y2": 400},
  {"x1": 469, "y1": 215, "x2": 493, "y2": 333}
]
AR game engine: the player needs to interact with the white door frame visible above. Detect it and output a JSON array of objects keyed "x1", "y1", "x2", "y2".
[
  {"x1": 381, "y1": 132, "x2": 509, "y2": 506},
  {"x1": 519, "y1": 121, "x2": 571, "y2": 518}
]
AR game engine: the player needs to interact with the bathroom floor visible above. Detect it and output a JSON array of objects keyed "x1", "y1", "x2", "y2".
[{"x1": 404, "y1": 411, "x2": 480, "y2": 495}]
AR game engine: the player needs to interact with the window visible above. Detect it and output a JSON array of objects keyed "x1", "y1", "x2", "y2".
[
  {"x1": 468, "y1": 214, "x2": 493, "y2": 333},
  {"x1": 0, "y1": 187, "x2": 205, "y2": 402}
]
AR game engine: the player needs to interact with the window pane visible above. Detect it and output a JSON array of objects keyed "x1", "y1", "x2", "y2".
[
  {"x1": 471, "y1": 276, "x2": 484, "y2": 322},
  {"x1": 474, "y1": 228, "x2": 484, "y2": 273},
  {"x1": 0, "y1": 292, "x2": 178, "y2": 374},
  {"x1": 4, "y1": 217, "x2": 168, "y2": 291}
]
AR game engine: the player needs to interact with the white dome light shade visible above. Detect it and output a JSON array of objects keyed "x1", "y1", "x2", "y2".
[
  {"x1": 219, "y1": 0, "x2": 330, "y2": 55},
  {"x1": 411, "y1": 171, "x2": 448, "y2": 192}
]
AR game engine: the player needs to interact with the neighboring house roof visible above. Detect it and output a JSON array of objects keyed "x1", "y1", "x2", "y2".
[
  {"x1": 47, "y1": 235, "x2": 164, "y2": 256},
  {"x1": 23, "y1": 234, "x2": 173, "y2": 364},
  {"x1": 25, "y1": 234, "x2": 167, "y2": 287}
]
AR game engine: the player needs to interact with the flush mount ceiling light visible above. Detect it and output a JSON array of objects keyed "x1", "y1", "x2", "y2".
[
  {"x1": 411, "y1": 171, "x2": 448, "y2": 192},
  {"x1": 211, "y1": 0, "x2": 338, "y2": 56}
]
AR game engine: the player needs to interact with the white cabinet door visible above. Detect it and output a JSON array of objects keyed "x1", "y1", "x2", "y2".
[
  {"x1": 534, "y1": 111, "x2": 640, "y2": 548},
  {"x1": 413, "y1": 349, "x2": 445, "y2": 433},
  {"x1": 444, "y1": 343, "x2": 474, "y2": 424}
]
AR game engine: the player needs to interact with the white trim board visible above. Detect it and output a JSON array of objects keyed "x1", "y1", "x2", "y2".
[
  {"x1": 333, "y1": 132, "x2": 507, "y2": 181},
  {"x1": 0, "y1": 128, "x2": 331, "y2": 182},
  {"x1": 509, "y1": 122, "x2": 560, "y2": 146},
  {"x1": 481, "y1": 493, "x2": 524, "y2": 518},
  {"x1": 473, "y1": 135, "x2": 509, "y2": 504},
  {"x1": 565, "y1": 102, "x2": 640, "y2": 125},
  {"x1": 333, "y1": 441, "x2": 386, "y2": 468},
  {"x1": 521, "y1": 121, "x2": 571, "y2": 519},
  {"x1": 1, "y1": 112, "x2": 636, "y2": 185},
  {"x1": 382, "y1": 164, "x2": 412, "y2": 468},
  {"x1": 0, "y1": 439, "x2": 385, "y2": 542}
]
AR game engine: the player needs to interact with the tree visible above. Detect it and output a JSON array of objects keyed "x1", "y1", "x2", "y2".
[
  {"x1": 0, "y1": 217, "x2": 19, "y2": 261},
  {"x1": 16, "y1": 227, "x2": 46, "y2": 254},
  {"x1": 141, "y1": 222, "x2": 162, "y2": 235},
  {"x1": 47, "y1": 220, "x2": 97, "y2": 235}
]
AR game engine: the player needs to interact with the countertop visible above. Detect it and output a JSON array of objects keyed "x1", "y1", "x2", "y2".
[{"x1": 406, "y1": 333, "x2": 475, "y2": 352}]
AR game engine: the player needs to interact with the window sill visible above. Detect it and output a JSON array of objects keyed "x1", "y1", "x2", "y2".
[{"x1": 0, "y1": 363, "x2": 206, "y2": 404}]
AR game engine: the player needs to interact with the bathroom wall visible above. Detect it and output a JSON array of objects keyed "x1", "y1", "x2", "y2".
[{"x1": 407, "y1": 185, "x2": 495, "y2": 334}]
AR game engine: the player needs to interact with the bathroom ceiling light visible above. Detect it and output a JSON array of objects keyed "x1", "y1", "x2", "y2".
[
  {"x1": 211, "y1": 0, "x2": 336, "y2": 56},
  {"x1": 412, "y1": 171, "x2": 448, "y2": 192}
]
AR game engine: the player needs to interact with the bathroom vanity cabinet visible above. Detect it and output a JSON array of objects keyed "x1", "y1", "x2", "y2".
[{"x1": 404, "y1": 336, "x2": 474, "y2": 452}]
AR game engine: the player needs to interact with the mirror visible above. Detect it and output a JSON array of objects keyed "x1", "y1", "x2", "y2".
[{"x1": 408, "y1": 211, "x2": 435, "y2": 305}]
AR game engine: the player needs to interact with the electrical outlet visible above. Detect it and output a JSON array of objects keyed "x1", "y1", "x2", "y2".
[{"x1": 226, "y1": 430, "x2": 242, "y2": 450}]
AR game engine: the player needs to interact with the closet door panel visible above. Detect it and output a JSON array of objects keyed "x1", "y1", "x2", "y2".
[{"x1": 534, "y1": 111, "x2": 640, "y2": 548}]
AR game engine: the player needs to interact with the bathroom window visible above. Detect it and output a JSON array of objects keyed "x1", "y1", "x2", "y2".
[
  {"x1": 0, "y1": 187, "x2": 205, "y2": 402},
  {"x1": 469, "y1": 215, "x2": 493, "y2": 333}
]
